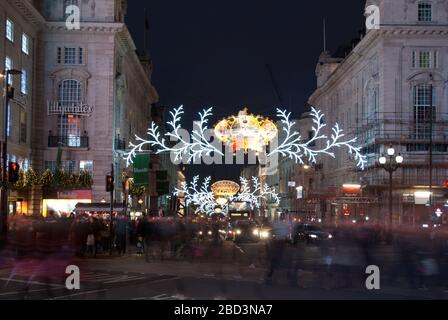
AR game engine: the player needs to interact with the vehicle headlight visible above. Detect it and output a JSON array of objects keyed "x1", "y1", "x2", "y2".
[
  {"x1": 261, "y1": 231, "x2": 270, "y2": 239},
  {"x1": 309, "y1": 234, "x2": 318, "y2": 239},
  {"x1": 236, "y1": 229, "x2": 242, "y2": 235},
  {"x1": 328, "y1": 234, "x2": 333, "y2": 239},
  {"x1": 208, "y1": 231, "x2": 212, "y2": 236},
  {"x1": 253, "y1": 229, "x2": 259, "y2": 236},
  {"x1": 199, "y1": 231, "x2": 203, "y2": 235}
]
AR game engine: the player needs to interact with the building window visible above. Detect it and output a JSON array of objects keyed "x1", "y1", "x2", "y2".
[
  {"x1": 57, "y1": 47, "x2": 62, "y2": 64},
  {"x1": 7, "y1": 103, "x2": 11, "y2": 137},
  {"x1": 20, "y1": 111, "x2": 27, "y2": 143},
  {"x1": 414, "y1": 84, "x2": 435, "y2": 140},
  {"x1": 418, "y1": 2, "x2": 432, "y2": 22},
  {"x1": 59, "y1": 79, "x2": 81, "y2": 106},
  {"x1": 78, "y1": 47, "x2": 83, "y2": 64},
  {"x1": 57, "y1": 47, "x2": 84, "y2": 65},
  {"x1": 64, "y1": 47, "x2": 76, "y2": 64},
  {"x1": 22, "y1": 33, "x2": 29, "y2": 54},
  {"x1": 419, "y1": 51, "x2": 431, "y2": 68},
  {"x1": 45, "y1": 160, "x2": 76, "y2": 173},
  {"x1": 44, "y1": 161, "x2": 56, "y2": 172},
  {"x1": 58, "y1": 80, "x2": 82, "y2": 147},
  {"x1": 433, "y1": 51, "x2": 438, "y2": 68},
  {"x1": 5, "y1": 56, "x2": 13, "y2": 85},
  {"x1": 6, "y1": 19, "x2": 14, "y2": 42},
  {"x1": 79, "y1": 161, "x2": 93, "y2": 173},
  {"x1": 412, "y1": 50, "x2": 438, "y2": 69},
  {"x1": 22, "y1": 159, "x2": 30, "y2": 171},
  {"x1": 21, "y1": 69, "x2": 28, "y2": 95}
]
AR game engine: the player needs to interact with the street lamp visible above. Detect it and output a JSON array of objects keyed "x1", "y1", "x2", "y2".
[
  {"x1": 0, "y1": 69, "x2": 22, "y2": 242},
  {"x1": 378, "y1": 145, "x2": 404, "y2": 231}
]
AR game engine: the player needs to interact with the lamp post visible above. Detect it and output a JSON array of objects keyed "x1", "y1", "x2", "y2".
[
  {"x1": 378, "y1": 145, "x2": 404, "y2": 231},
  {"x1": 0, "y1": 69, "x2": 22, "y2": 243}
]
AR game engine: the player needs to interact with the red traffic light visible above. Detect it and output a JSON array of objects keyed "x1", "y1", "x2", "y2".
[
  {"x1": 106, "y1": 174, "x2": 114, "y2": 192},
  {"x1": 8, "y1": 162, "x2": 20, "y2": 183}
]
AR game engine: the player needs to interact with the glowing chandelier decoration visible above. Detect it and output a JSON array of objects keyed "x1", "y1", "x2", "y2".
[
  {"x1": 174, "y1": 176, "x2": 280, "y2": 215},
  {"x1": 214, "y1": 108, "x2": 278, "y2": 153},
  {"x1": 211, "y1": 180, "x2": 241, "y2": 207},
  {"x1": 124, "y1": 105, "x2": 367, "y2": 170}
]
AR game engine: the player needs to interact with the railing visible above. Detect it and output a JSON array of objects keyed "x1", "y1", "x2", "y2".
[
  {"x1": 350, "y1": 112, "x2": 448, "y2": 144},
  {"x1": 48, "y1": 136, "x2": 89, "y2": 148},
  {"x1": 362, "y1": 167, "x2": 448, "y2": 187}
]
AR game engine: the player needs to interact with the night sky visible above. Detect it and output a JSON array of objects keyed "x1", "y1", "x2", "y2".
[{"x1": 126, "y1": 0, "x2": 366, "y2": 180}]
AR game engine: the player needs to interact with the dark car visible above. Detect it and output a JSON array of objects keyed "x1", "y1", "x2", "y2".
[
  {"x1": 232, "y1": 221, "x2": 260, "y2": 243},
  {"x1": 292, "y1": 224, "x2": 333, "y2": 244}
]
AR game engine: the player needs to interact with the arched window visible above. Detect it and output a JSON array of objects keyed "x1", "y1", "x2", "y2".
[
  {"x1": 59, "y1": 79, "x2": 81, "y2": 106},
  {"x1": 418, "y1": 2, "x2": 432, "y2": 22},
  {"x1": 58, "y1": 80, "x2": 82, "y2": 147}
]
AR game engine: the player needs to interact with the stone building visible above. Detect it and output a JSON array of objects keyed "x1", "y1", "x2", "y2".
[
  {"x1": 0, "y1": 0, "x2": 46, "y2": 215},
  {"x1": 21, "y1": 0, "x2": 158, "y2": 216},
  {"x1": 308, "y1": 0, "x2": 448, "y2": 225}
]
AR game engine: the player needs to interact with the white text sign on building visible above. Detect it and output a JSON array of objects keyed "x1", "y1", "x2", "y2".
[{"x1": 47, "y1": 101, "x2": 94, "y2": 117}]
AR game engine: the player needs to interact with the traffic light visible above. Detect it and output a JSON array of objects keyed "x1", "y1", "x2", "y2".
[
  {"x1": 6, "y1": 86, "x2": 14, "y2": 99},
  {"x1": 8, "y1": 162, "x2": 20, "y2": 183},
  {"x1": 106, "y1": 174, "x2": 114, "y2": 192}
]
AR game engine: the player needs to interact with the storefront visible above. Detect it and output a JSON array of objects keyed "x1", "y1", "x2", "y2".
[
  {"x1": 43, "y1": 190, "x2": 92, "y2": 217},
  {"x1": 8, "y1": 195, "x2": 27, "y2": 216}
]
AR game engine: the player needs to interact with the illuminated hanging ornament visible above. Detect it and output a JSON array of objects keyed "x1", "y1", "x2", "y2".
[
  {"x1": 211, "y1": 180, "x2": 240, "y2": 207},
  {"x1": 211, "y1": 180, "x2": 240, "y2": 198},
  {"x1": 214, "y1": 108, "x2": 278, "y2": 154}
]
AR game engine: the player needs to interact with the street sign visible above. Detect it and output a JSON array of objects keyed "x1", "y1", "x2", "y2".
[
  {"x1": 133, "y1": 154, "x2": 150, "y2": 186},
  {"x1": 435, "y1": 208, "x2": 444, "y2": 218}
]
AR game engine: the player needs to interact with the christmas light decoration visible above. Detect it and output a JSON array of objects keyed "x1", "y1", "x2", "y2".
[
  {"x1": 214, "y1": 108, "x2": 278, "y2": 153},
  {"x1": 174, "y1": 176, "x2": 216, "y2": 215},
  {"x1": 174, "y1": 176, "x2": 280, "y2": 215},
  {"x1": 125, "y1": 105, "x2": 367, "y2": 169},
  {"x1": 234, "y1": 177, "x2": 280, "y2": 210},
  {"x1": 268, "y1": 108, "x2": 367, "y2": 169},
  {"x1": 124, "y1": 106, "x2": 223, "y2": 166}
]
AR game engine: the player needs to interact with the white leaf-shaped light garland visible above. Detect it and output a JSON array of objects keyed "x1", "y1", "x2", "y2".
[
  {"x1": 174, "y1": 176, "x2": 280, "y2": 216},
  {"x1": 124, "y1": 105, "x2": 367, "y2": 170}
]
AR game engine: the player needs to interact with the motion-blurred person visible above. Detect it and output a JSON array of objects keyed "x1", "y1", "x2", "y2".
[{"x1": 264, "y1": 218, "x2": 292, "y2": 286}]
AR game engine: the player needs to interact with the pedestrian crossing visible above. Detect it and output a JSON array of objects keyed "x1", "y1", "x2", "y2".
[
  {"x1": 133, "y1": 293, "x2": 189, "y2": 300},
  {"x1": 0, "y1": 265, "x2": 153, "y2": 286}
]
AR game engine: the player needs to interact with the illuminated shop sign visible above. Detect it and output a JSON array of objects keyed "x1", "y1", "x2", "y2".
[{"x1": 47, "y1": 101, "x2": 93, "y2": 116}]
